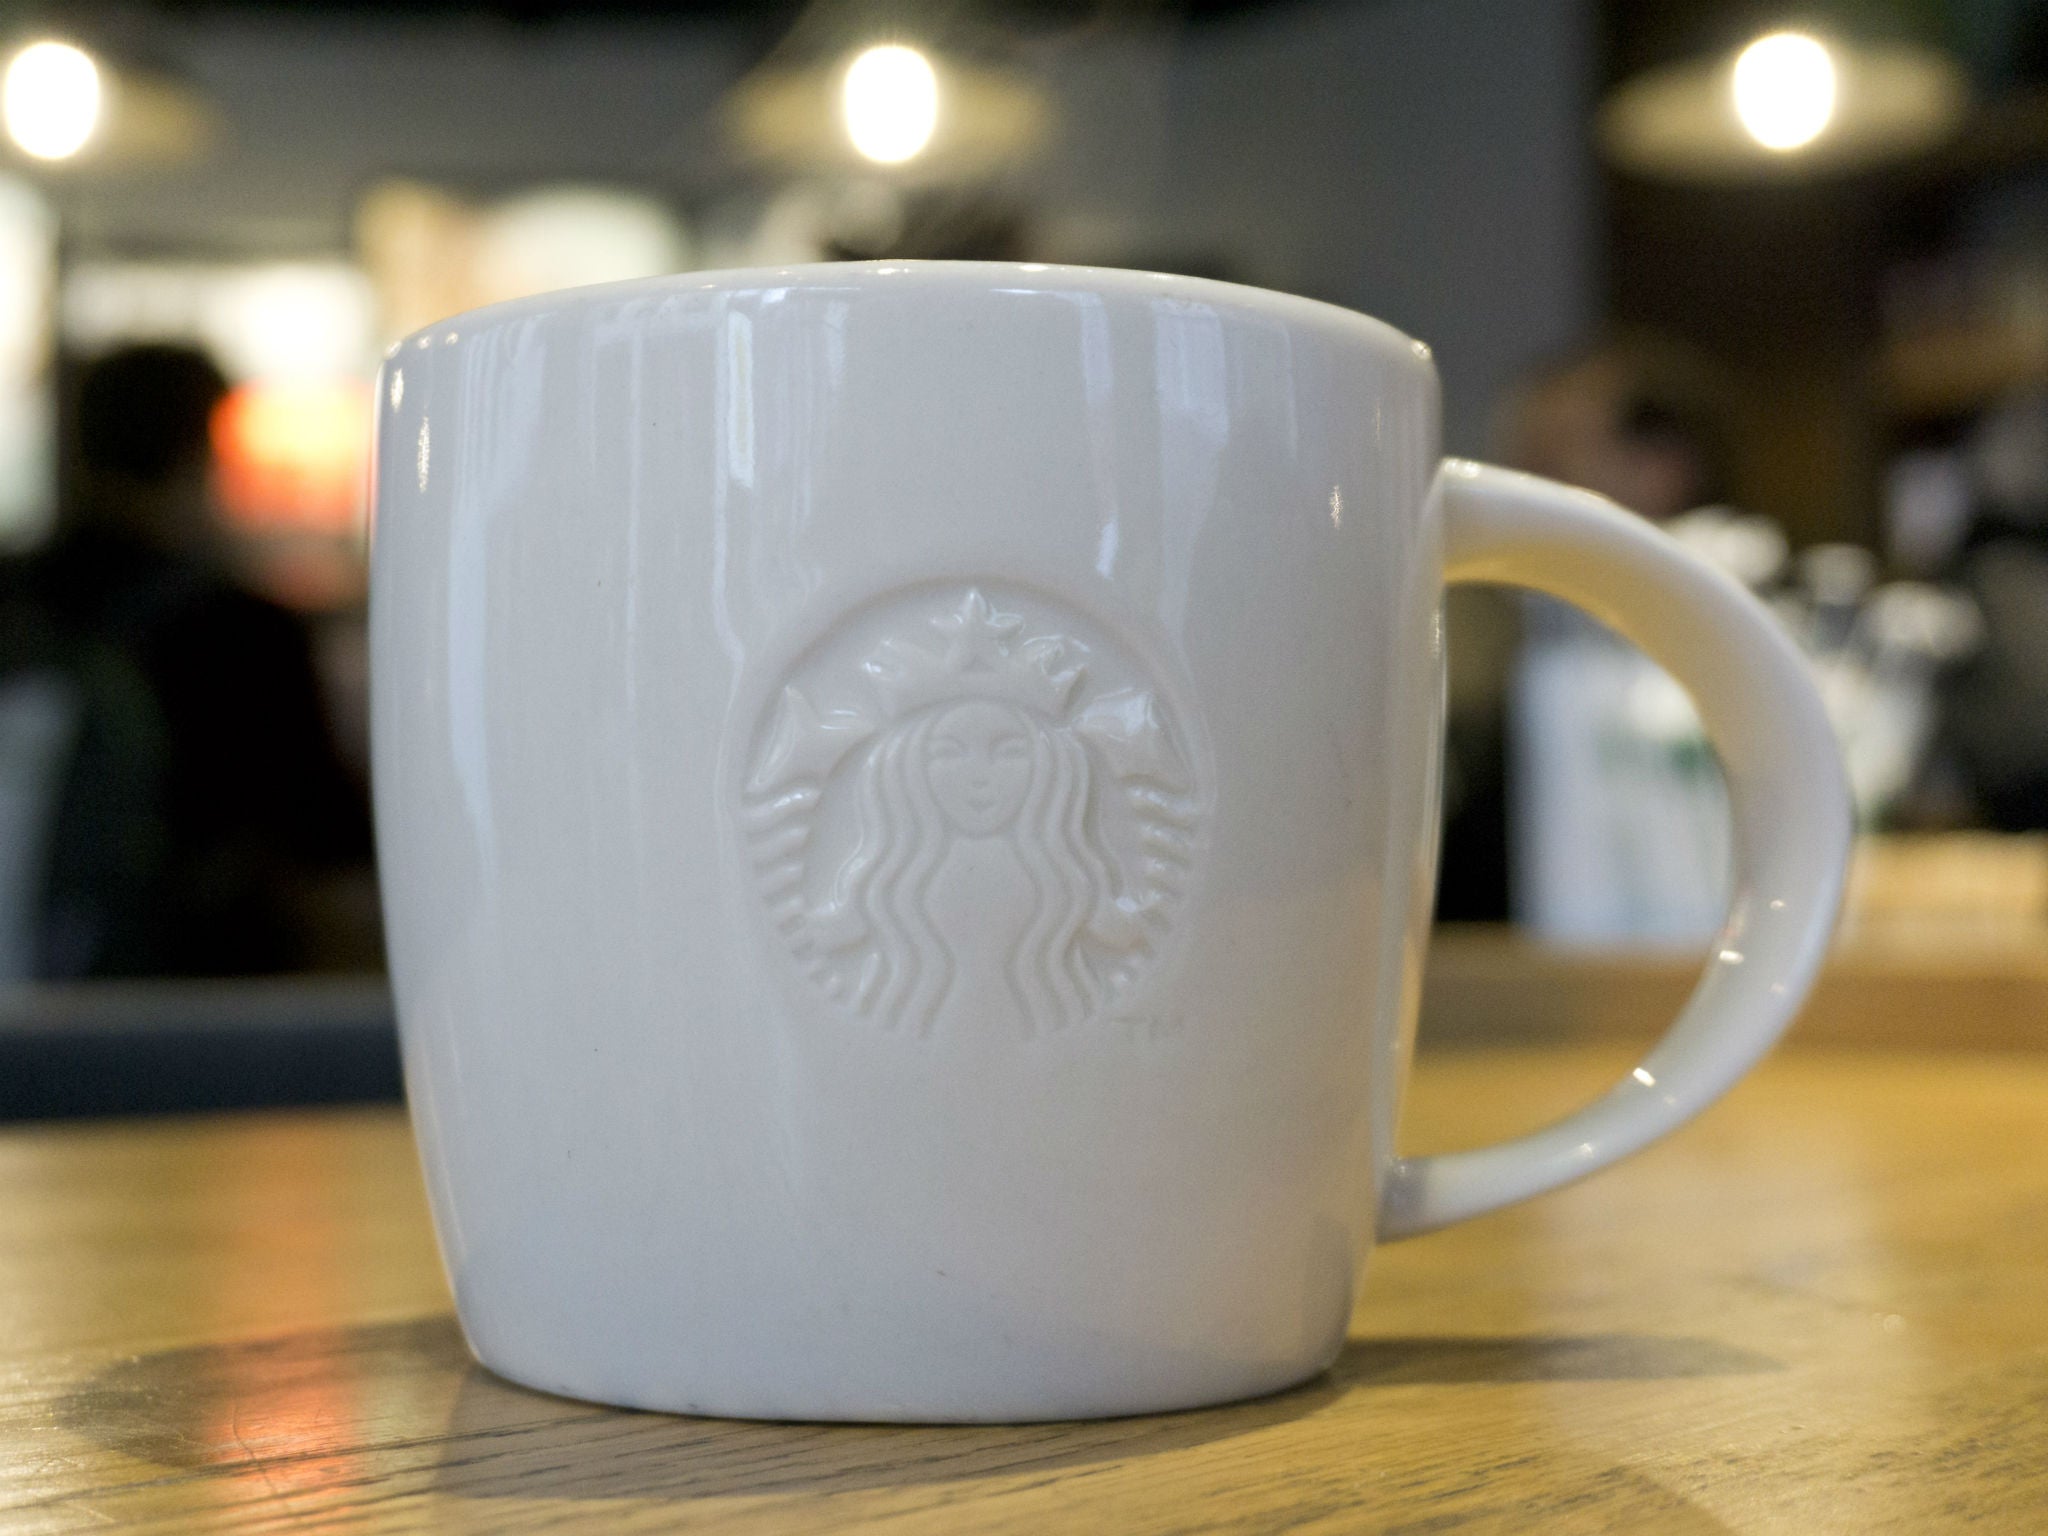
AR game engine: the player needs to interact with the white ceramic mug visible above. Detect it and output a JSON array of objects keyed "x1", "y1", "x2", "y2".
[{"x1": 371, "y1": 262, "x2": 1849, "y2": 1423}]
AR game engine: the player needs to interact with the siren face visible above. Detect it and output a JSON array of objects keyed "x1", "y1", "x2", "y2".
[{"x1": 926, "y1": 700, "x2": 1036, "y2": 836}]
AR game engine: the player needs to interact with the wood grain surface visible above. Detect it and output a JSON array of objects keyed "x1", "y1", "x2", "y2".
[{"x1": 1, "y1": 1044, "x2": 2043, "y2": 1533}]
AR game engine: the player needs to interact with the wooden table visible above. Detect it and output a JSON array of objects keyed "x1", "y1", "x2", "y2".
[{"x1": 2, "y1": 1044, "x2": 2044, "y2": 1533}]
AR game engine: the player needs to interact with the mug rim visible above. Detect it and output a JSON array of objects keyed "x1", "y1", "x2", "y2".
[{"x1": 387, "y1": 259, "x2": 1435, "y2": 372}]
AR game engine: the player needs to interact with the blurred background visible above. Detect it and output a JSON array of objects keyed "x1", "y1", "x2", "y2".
[{"x1": 0, "y1": 0, "x2": 2044, "y2": 1111}]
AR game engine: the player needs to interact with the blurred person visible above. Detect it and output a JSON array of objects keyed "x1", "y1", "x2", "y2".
[
  {"x1": 0, "y1": 344, "x2": 374, "y2": 977},
  {"x1": 1498, "y1": 338, "x2": 1731, "y2": 520}
]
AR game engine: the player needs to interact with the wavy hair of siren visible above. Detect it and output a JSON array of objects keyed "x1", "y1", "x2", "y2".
[{"x1": 819, "y1": 701, "x2": 1127, "y2": 1035}]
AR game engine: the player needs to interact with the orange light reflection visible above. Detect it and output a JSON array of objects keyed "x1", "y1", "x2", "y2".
[{"x1": 210, "y1": 379, "x2": 371, "y2": 534}]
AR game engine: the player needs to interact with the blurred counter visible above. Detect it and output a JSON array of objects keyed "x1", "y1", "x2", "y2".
[
  {"x1": 1429, "y1": 832, "x2": 2048, "y2": 1053},
  {"x1": 1423, "y1": 917, "x2": 2048, "y2": 1052},
  {"x1": 0, "y1": 973, "x2": 397, "y2": 1118}
]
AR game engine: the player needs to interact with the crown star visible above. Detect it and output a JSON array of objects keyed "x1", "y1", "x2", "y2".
[{"x1": 932, "y1": 588, "x2": 1022, "y2": 667}]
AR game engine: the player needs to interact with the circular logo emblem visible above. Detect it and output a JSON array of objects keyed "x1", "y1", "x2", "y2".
[{"x1": 739, "y1": 583, "x2": 1206, "y2": 1037}]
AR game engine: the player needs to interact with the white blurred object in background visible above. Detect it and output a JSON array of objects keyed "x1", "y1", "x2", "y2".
[
  {"x1": 1513, "y1": 508, "x2": 1981, "y2": 947},
  {"x1": 1511, "y1": 507, "x2": 1779, "y2": 946},
  {"x1": 1781, "y1": 544, "x2": 1982, "y2": 818},
  {"x1": 0, "y1": 176, "x2": 53, "y2": 549},
  {"x1": 1512, "y1": 613, "x2": 1733, "y2": 946},
  {"x1": 1839, "y1": 582, "x2": 1982, "y2": 815},
  {"x1": 356, "y1": 180, "x2": 688, "y2": 342},
  {"x1": 471, "y1": 187, "x2": 690, "y2": 309},
  {"x1": 62, "y1": 260, "x2": 376, "y2": 380}
]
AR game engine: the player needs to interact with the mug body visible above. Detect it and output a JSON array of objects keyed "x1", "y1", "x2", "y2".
[{"x1": 371, "y1": 262, "x2": 1445, "y2": 1421}]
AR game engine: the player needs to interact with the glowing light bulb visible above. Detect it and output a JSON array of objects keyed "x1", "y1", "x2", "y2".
[
  {"x1": 1732, "y1": 32, "x2": 1837, "y2": 151},
  {"x1": 842, "y1": 44, "x2": 938, "y2": 165},
  {"x1": 4, "y1": 40, "x2": 101, "y2": 161}
]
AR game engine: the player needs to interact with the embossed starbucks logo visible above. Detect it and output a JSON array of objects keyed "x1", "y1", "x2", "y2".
[{"x1": 740, "y1": 584, "x2": 1206, "y2": 1037}]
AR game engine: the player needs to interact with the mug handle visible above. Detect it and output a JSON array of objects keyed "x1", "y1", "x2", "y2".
[{"x1": 1376, "y1": 460, "x2": 1853, "y2": 1241}]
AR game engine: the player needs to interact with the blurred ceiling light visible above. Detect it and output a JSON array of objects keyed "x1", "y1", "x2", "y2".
[
  {"x1": 4, "y1": 41, "x2": 100, "y2": 161},
  {"x1": 1601, "y1": 31, "x2": 1966, "y2": 180},
  {"x1": 842, "y1": 45, "x2": 939, "y2": 164},
  {"x1": 1732, "y1": 32, "x2": 1836, "y2": 151},
  {"x1": 731, "y1": 48, "x2": 1041, "y2": 179},
  {"x1": 2, "y1": 36, "x2": 213, "y2": 171}
]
